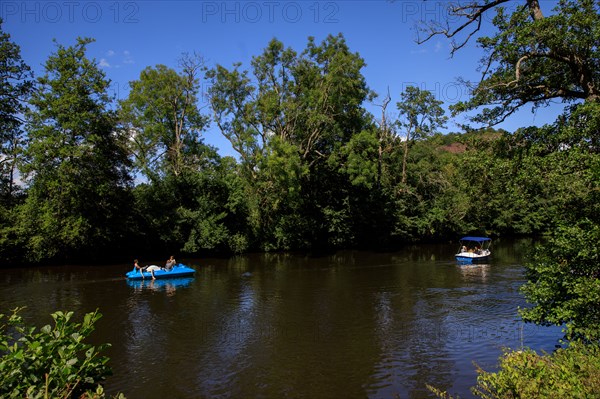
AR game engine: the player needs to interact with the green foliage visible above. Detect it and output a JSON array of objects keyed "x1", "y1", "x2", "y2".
[
  {"x1": 0, "y1": 19, "x2": 32, "y2": 204},
  {"x1": 132, "y1": 161, "x2": 224, "y2": 253},
  {"x1": 451, "y1": 102, "x2": 600, "y2": 238},
  {"x1": 396, "y1": 86, "x2": 447, "y2": 185},
  {"x1": 119, "y1": 54, "x2": 209, "y2": 179},
  {"x1": 18, "y1": 37, "x2": 132, "y2": 262},
  {"x1": 427, "y1": 342, "x2": 600, "y2": 398},
  {"x1": 0, "y1": 308, "x2": 124, "y2": 399},
  {"x1": 520, "y1": 220, "x2": 600, "y2": 342},
  {"x1": 338, "y1": 129, "x2": 379, "y2": 189},
  {"x1": 207, "y1": 34, "x2": 374, "y2": 251},
  {"x1": 253, "y1": 137, "x2": 309, "y2": 250},
  {"x1": 0, "y1": 20, "x2": 32, "y2": 263},
  {"x1": 472, "y1": 342, "x2": 600, "y2": 398}
]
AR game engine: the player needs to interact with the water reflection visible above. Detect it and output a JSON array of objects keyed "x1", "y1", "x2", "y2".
[
  {"x1": 126, "y1": 277, "x2": 195, "y2": 295},
  {"x1": 457, "y1": 263, "x2": 490, "y2": 282}
]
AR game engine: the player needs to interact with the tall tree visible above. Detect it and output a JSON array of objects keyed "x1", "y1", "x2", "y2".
[
  {"x1": 19, "y1": 38, "x2": 132, "y2": 261},
  {"x1": 208, "y1": 35, "x2": 373, "y2": 169},
  {"x1": 295, "y1": 34, "x2": 374, "y2": 165},
  {"x1": 120, "y1": 54, "x2": 229, "y2": 256},
  {"x1": 0, "y1": 19, "x2": 32, "y2": 203},
  {"x1": 207, "y1": 43, "x2": 308, "y2": 248},
  {"x1": 417, "y1": 0, "x2": 600, "y2": 126},
  {"x1": 119, "y1": 53, "x2": 210, "y2": 180},
  {"x1": 395, "y1": 86, "x2": 447, "y2": 184},
  {"x1": 208, "y1": 34, "x2": 374, "y2": 249}
]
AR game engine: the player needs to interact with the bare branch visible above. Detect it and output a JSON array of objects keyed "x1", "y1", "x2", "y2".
[{"x1": 416, "y1": 0, "x2": 510, "y2": 56}]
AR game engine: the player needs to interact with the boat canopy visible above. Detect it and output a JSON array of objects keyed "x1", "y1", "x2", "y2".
[{"x1": 460, "y1": 236, "x2": 491, "y2": 242}]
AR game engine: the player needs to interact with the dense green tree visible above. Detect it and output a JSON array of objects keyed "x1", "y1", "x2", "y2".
[
  {"x1": 119, "y1": 53, "x2": 210, "y2": 180},
  {"x1": 337, "y1": 129, "x2": 380, "y2": 190},
  {"x1": 0, "y1": 20, "x2": 33, "y2": 262},
  {"x1": 395, "y1": 86, "x2": 447, "y2": 185},
  {"x1": 332, "y1": 126, "x2": 401, "y2": 246},
  {"x1": 0, "y1": 19, "x2": 32, "y2": 204},
  {"x1": 18, "y1": 38, "x2": 132, "y2": 262},
  {"x1": 284, "y1": 34, "x2": 374, "y2": 248},
  {"x1": 404, "y1": 138, "x2": 468, "y2": 238},
  {"x1": 520, "y1": 220, "x2": 600, "y2": 341},
  {"x1": 256, "y1": 137, "x2": 309, "y2": 250},
  {"x1": 294, "y1": 34, "x2": 374, "y2": 163},
  {"x1": 207, "y1": 56, "x2": 306, "y2": 249},
  {"x1": 118, "y1": 53, "x2": 242, "y2": 256},
  {"x1": 378, "y1": 87, "x2": 450, "y2": 242},
  {"x1": 208, "y1": 35, "x2": 373, "y2": 169},
  {"x1": 208, "y1": 34, "x2": 374, "y2": 250}
]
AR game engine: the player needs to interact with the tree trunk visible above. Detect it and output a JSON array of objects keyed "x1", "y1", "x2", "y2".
[
  {"x1": 401, "y1": 138, "x2": 409, "y2": 185},
  {"x1": 377, "y1": 90, "x2": 391, "y2": 189},
  {"x1": 526, "y1": 0, "x2": 544, "y2": 21}
]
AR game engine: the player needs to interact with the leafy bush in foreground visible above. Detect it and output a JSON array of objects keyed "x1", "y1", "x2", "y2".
[
  {"x1": 428, "y1": 342, "x2": 600, "y2": 398},
  {"x1": 0, "y1": 308, "x2": 125, "y2": 399},
  {"x1": 520, "y1": 220, "x2": 600, "y2": 342},
  {"x1": 473, "y1": 342, "x2": 600, "y2": 398}
]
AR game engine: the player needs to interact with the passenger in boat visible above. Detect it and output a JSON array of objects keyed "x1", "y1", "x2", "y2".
[
  {"x1": 145, "y1": 265, "x2": 162, "y2": 280},
  {"x1": 165, "y1": 255, "x2": 176, "y2": 271},
  {"x1": 134, "y1": 259, "x2": 145, "y2": 279},
  {"x1": 461, "y1": 245, "x2": 467, "y2": 253}
]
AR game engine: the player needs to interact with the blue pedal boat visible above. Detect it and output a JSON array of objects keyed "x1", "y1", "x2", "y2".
[
  {"x1": 455, "y1": 237, "x2": 492, "y2": 263},
  {"x1": 126, "y1": 263, "x2": 196, "y2": 280}
]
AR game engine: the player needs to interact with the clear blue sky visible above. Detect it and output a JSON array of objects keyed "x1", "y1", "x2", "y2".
[{"x1": 2, "y1": 0, "x2": 562, "y2": 157}]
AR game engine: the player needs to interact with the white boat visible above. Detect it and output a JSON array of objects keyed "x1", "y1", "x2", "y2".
[{"x1": 455, "y1": 237, "x2": 492, "y2": 263}]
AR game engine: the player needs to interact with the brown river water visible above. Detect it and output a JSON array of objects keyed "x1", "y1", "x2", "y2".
[{"x1": 0, "y1": 238, "x2": 562, "y2": 398}]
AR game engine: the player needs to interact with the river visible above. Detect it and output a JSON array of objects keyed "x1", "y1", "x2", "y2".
[{"x1": 0, "y1": 238, "x2": 562, "y2": 398}]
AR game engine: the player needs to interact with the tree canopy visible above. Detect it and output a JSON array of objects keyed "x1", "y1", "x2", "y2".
[
  {"x1": 0, "y1": 18, "x2": 32, "y2": 203},
  {"x1": 19, "y1": 38, "x2": 132, "y2": 262},
  {"x1": 119, "y1": 54, "x2": 210, "y2": 180},
  {"x1": 418, "y1": 0, "x2": 600, "y2": 126}
]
